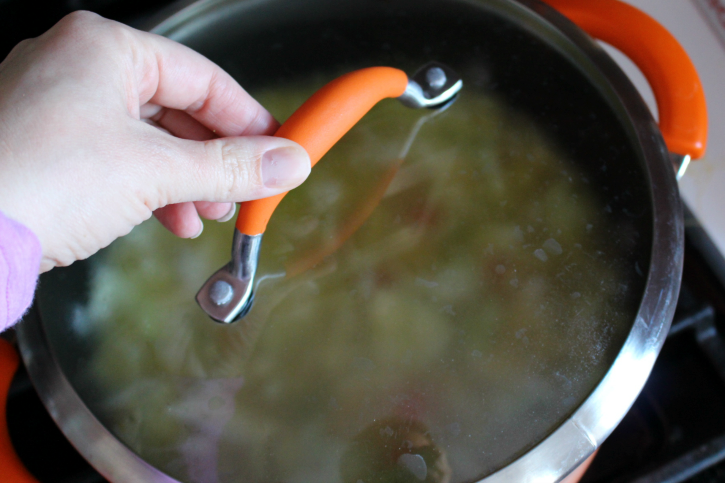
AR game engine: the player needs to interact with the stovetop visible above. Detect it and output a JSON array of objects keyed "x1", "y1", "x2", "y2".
[{"x1": 4, "y1": 1, "x2": 725, "y2": 482}]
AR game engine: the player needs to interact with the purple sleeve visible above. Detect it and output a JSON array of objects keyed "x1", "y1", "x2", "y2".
[{"x1": 0, "y1": 211, "x2": 41, "y2": 332}]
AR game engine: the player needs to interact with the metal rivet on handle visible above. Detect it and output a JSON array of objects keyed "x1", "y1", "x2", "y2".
[
  {"x1": 209, "y1": 280, "x2": 234, "y2": 306},
  {"x1": 426, "y1": 66, "x2": 447, "y2": 89}
]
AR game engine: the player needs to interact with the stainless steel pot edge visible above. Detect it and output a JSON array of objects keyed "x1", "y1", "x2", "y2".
[
  {"x1": 15, "y1": 0, "x2": 684, "y2": 482},
  {"x1": 483, "y1": 1, "x2": 684, "y2": 482},
  {"x1": 16, "y1": 306, "x2": 182, "y2": 483}
]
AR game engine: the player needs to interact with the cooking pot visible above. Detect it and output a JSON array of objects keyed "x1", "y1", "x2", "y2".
[{"x1": 0, "y1": 0, "x2": 708, "y2": 482}]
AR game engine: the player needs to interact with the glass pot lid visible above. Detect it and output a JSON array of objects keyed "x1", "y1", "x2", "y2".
[{"x1": 30, "y1": 0, "x2": 662, "y2": 481}]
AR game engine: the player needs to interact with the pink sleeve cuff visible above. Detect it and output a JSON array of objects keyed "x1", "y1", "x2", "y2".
[{"x1": 0, "y1": 212, "x2": 41, "y2": 332}]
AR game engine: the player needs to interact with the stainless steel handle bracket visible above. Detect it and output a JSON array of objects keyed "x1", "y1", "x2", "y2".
[
  {"x1": 397, "y1": 62, "x2": 463, "y2": 109},
  {"x1": 195, "y1": 230, "x2": 262, "y2": 323},
  {"x1": 671, "y1": 153, "x2": 691, "y2": 180}
]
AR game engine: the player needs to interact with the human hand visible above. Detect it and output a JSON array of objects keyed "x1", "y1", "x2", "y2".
[{"x1": 0, "y1": 11, "x2": 311, "y2": 272}]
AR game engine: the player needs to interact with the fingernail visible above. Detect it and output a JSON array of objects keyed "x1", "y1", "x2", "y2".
[
  {"x1": 191, "y1": 221, "x2": 204, "y2": 239},
  {"x1": 217, "y1": 203, "x2": 236, "y2": 223},
  {"x1": 262, "y1": 146, "x2": 311, "y2": 188}
]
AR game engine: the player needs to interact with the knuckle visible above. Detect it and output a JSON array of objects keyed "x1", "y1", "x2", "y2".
[
  {"x1": 13, "y1": 39, "x2": 35, "y2": 51},
  {"x1": 56, "y1": 10, "x2": 102, "y2": 35},
  {"x1": 5, "y1": 38, "x2": 33, "y2": 61},
  {"x1": 13, "y1": 38, "x2": 33, "y2": 51},
  {"x1": 211, "y1": 141, "x2": 262, "y2": 199},
  {"x1": 56, "y1": 11, "x2": 132, "y2": 52},
  {"x1": 104, "y1": 21, "x2": 135, "y2": 46}
]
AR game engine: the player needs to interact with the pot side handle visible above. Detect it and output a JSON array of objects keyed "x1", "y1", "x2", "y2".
[
  {"x1": 543, "y1": 0, "x2": 708, "y2": 160},
  {"x1": 235, "y1": 67, "x2": 409, "y2": 236},
  {"x1": 0, "y1": 338, "x2": 39, "y2": 483}
]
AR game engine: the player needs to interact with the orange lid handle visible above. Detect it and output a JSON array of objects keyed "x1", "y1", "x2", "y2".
[
  {"x1": 0, "y1": 339, "x2": 40, "y2": 483},
  {"x1": 235, "y1": 67, "x2": 409, "y2": 236},
  {"x1": 543, "y1": 0, "x2": 708, "y2": 159}
]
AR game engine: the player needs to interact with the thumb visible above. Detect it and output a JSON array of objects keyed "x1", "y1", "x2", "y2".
[{"x1": 162, "y1": 134, "x2": 311, "y2": 204}]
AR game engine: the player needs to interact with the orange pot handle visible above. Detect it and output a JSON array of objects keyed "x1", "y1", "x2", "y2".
[
  {"x1": 0, "y1": 339, "x2": 39, "y2": 483},
  {"x1": 235, "y1": 67, "x2": 409, "y2": 236},
  {"x1": 543, "y1": 0, "x2": 708, "y2": 159}
]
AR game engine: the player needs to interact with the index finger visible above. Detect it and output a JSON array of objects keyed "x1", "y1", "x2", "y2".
[{"x1": 130, "y1": 27, "x2": 278, "y2": 137}]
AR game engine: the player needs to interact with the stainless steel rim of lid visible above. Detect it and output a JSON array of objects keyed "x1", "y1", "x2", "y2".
[{"x1": 16, "y1": 0, "x2": 683, "y2": 482}]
